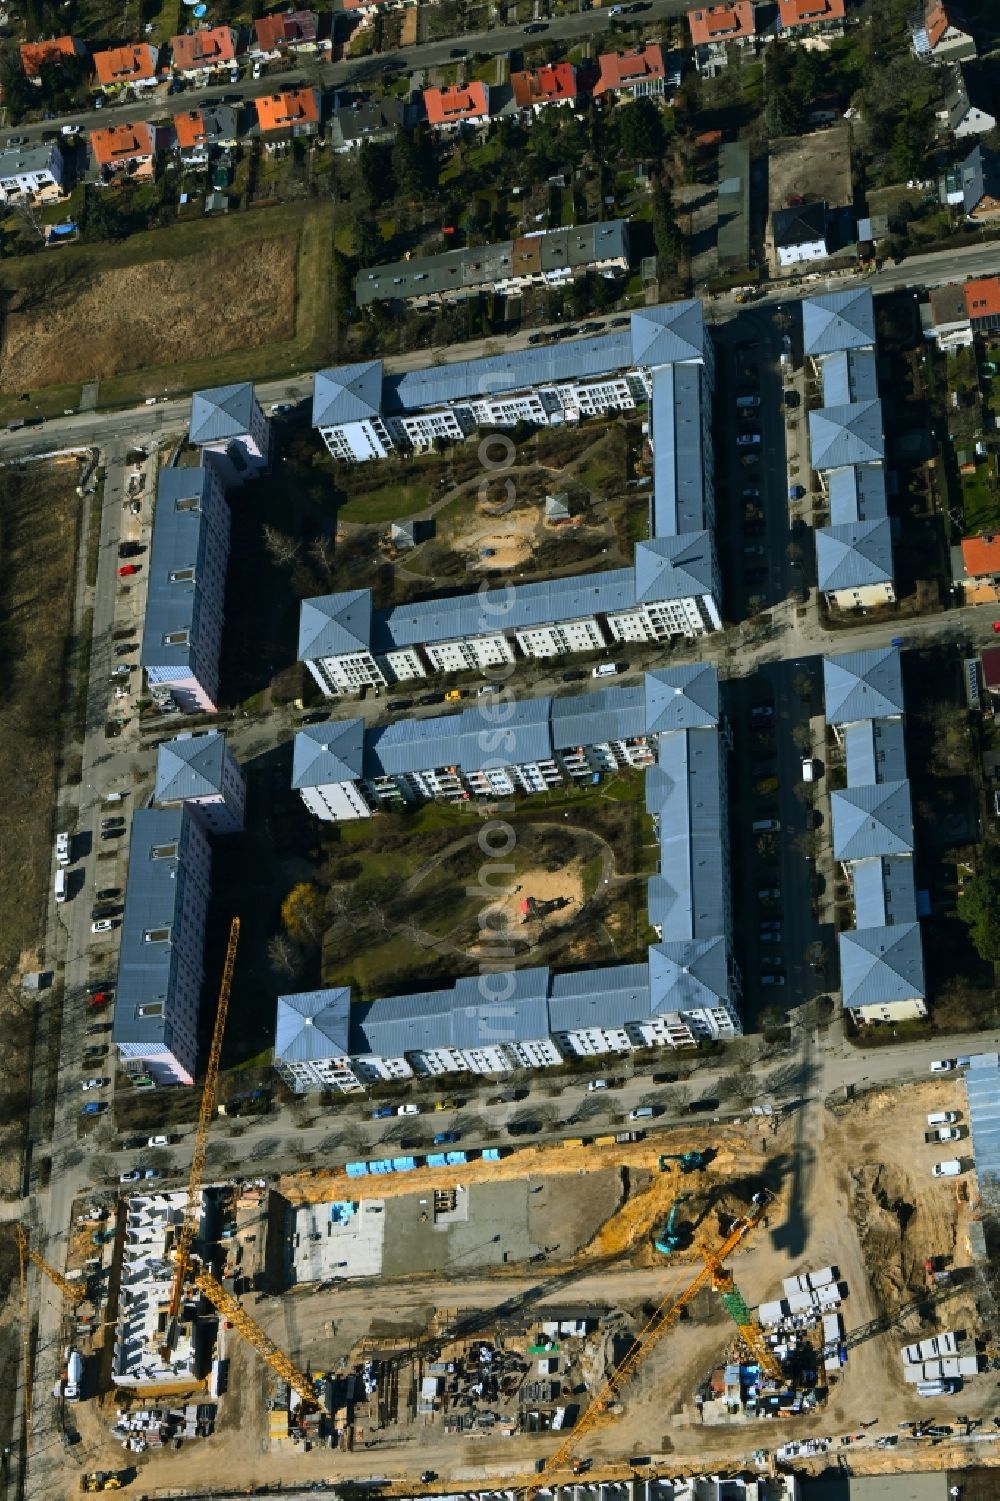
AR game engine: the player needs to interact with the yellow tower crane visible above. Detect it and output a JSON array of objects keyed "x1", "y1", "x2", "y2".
[
  {"x1": 15, "y1": 1225, "x2": 87, "y2": 1307},
  {"x1": 190, "y1": 1264, "x2": 316, "y2": 1409},
  {"x1": 522, "y1": 1196, "x2": 772, "y2": 1501},
  {"x1": 162, "y1": 916, "x2": 240, "y2": 1354}
]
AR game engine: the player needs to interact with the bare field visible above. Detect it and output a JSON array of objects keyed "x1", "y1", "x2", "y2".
[{"x1": 0, "y1": 236, "x2": 296, "y2": 390}]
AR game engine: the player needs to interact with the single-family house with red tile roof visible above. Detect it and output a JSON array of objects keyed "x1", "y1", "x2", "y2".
[
  {"x1": 253, "y1": 9, "x2": 321, "y2": 54},
  {"x1": 90, "y1": 120, "x2": 156, "y2": 178},
  {"x1": 170, "y1": 26, "x2": 238, "y2": 78},
  {"x1": 254, "y1": 86, "x2": 321, "y2": 138},
  {"x1": 777, "y1": 0, "x2": 846, "y2": 35},
  {"x1": 19, "y1": 34, "x2": 85, "y2": 82},
  {"x1": 510, "y1": 63, "x2": 577, "y2": 115},
  {"x1": 687, "y1": 2, "x2": 755, "y2": 46},
  {"x1": 93, "y1": 42, "x2": 159, "y2": 90},
  {"x1": 915, "y1": 0, "x2": 976, "y2": 62},
  {"x1": 423, "y1": 82, "x2": 490, "y2": 129},
  {"x1": 593, "y1": 44, "x2": 668, "y2": 99}
]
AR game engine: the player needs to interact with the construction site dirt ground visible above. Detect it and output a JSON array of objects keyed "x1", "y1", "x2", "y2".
[{"x1": 56, "y1": 1076, "x2": 1000, "y2": 1500}]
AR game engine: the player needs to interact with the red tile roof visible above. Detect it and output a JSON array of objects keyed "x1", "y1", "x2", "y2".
[
  {"x1": 964, "y1": 276, "x2": 1000, "y2": 320},
  {"x1": 777, "y1": 0, "x2": 846, "y2": 26},
  {"x1": 170, "y1": 25, "x2": 237, "y2": 71},
  {"x1": 980, "y1": 645, "x2": 1000, "y2": 690},
  {"x1": 254, "y1": 86, "x2": 320, "y2": 132},
  {"x1": 962, "y1": 534, "x2": 1000, "y2": 577},
  {"x1": 90, "y1": 119, "x2": 154, "y2": 166},
  {"x1": 255, "y1": 7, "x2": 318, "y2": 46},
  {"x1": 423, "y1": 82, "x2": 490, "y2": 126},
  {"x1": 593, "y1": 43, "x2": 666, "y2": 95},
  {"x1": 510, "y1": 62, "x2": 576, "y2": 109},
  {"x1": 173, "y1": 109, "x2": 206, "y2": 148},
  {"x1": 925, "y1": 0, "x2": 949, "y2": 47},
  {"x1": 255, "y1": 13, "x2": 286, "y2": 50},
  {"x1": 93, "y1": 42, "x2": 158, "y2": 87},
  {"x1": 687, "y1": 1, "x2": 755, "y2": 45},
  {"x1": 19, "y1": 34, "x2": 81, "y2": 78}
]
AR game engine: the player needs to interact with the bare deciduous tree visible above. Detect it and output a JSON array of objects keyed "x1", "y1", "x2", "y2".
[
  {"x1": 267, "y1": 933, "x2": 301, "y2": 978},
  {"x1": 262, "y1": 524, "x2": 301, "y2": 568}
]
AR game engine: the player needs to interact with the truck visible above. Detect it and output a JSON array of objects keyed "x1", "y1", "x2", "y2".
[
  {"x1": 64, "y1": 1349, "x2": 84, "y2": 1401},
  {"x1": 925, "y1": 1126, "x2": 961, "y2": 1143}
]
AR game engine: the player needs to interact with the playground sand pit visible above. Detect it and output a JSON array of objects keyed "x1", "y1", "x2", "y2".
[{"x1": 465, "y1": 865, "x2": 585, "y2": 958}]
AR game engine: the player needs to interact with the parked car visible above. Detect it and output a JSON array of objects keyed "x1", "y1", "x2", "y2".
[
  {"x1": 418, "y1": 693, "x2": 443, "y2": 706},
  {"x1": 147, "y1": 1135, "x2": 169, "y2": 1147},
  {"x1": 81, "y1": 1101, "x2": 106, "y2": 1116},
  {"x1": 120, "y1": 1169, "x2": 142, "y2": 1183},
  {"x1": 300, "y1": 711, "x2": 328, "y2": 725},
  {"x1": 81, "y1": 1077, "x2": 105, "y2": 1091},
  {"x1": 371, "y1": 1105, "x2": 394, "y2": 1119},
  {"x1": 928, "y1": 1111, "x2": 959, "y2": 1126},
  {"x1": 930, "y1": 1059, "x2": 957, "y2": 1073},
  {"x1": 932, "y1": 1160, "x2": 962, "y2": 1177},
  {"x1": 91, "y1": 919, "x2": 114, "y2": 934},
  {"x1": 761, "y1": 974, "x2": 785, "y2": 986},
  {"x1": 97, "y1": 887, "x2": 121, "y2": 901},
  {"x1": 117, "y1": 563, "x2": 139, "y2": 577},
  {"x1": 396, "y1": 1103, "x2": 420, "y2": 1116},
  {"x1": 758, "y1": 887, "x2": 780, "y2": 900},
  {"x1": 561, "y1": 670, "x2": 587, "y2": 682},
  {"x1": 387, "y1": 699, "x2": 413, "y2": 711},
  {"x1": 736, "y1": 433, "x2": 760, "y2": 448},
  {"x1": 751, "y1": 705, "x2": 774, "y2": 720},
  {"x1": 587, "y1": 1078, "x2": 609, "y2": 1092},
  {"x1": 117, "y1": 541, "x2": 144, "y2": 558},
  {"x1": 433, "y1": 1130, "x2": 459, "y2": 1145}
]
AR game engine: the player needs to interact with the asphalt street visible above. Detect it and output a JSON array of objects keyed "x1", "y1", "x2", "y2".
[
  {"x1": 3, "y1": 239, "x2": 1000, "y2": 464},
  {"x1": 6, "y1": 0, "x2": 693, "y2": 151}
]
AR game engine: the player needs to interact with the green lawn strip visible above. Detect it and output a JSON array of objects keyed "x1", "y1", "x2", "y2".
[
  {"x1": 339, "y1": 476, "x2": 435, "y2": 523},
  {"x1": 580, "y1": 853, "x2": 605, "y2": 900}
]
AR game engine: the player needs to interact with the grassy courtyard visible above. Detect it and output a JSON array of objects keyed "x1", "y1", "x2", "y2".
[{"x1": 318, "y1": 771, "x2": 660, "y2": 999}]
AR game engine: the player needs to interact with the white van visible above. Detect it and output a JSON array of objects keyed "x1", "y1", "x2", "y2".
[
  {"x1": 54, "y1": 869, "x2": 67, "y2": 904},
  {"x1": 917, "y1": 1379, "x2": 957, "y2": 1397},
  {"x1": 55, "y1": 831, "x2": 70, "y2": 867},
  {"x1": 928, "y1": 1111, "x2": 958, "y2": 1127},
  {"x1": 932, "y1": 1160, "x2": 962, "y2": 1177},
  {"x1": 593, "y1": 663, "x2": 620, "y2": 679},
  {"x1": 801, "y1": 758, "x2": 815, "y2": 783}
]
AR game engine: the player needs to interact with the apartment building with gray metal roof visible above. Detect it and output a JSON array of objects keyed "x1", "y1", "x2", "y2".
[
  {"x1": 803, "y1": 288, "x2": 898, "y2": 609},
  {"x1": 112, "y1": 806, "x2": 213, "y2": 1086},
  {"x1": 140, "y1": 463, "x2": 231, "y2": 714},
  {"x1": 823, "y1": 646, "x2": 926, "y2": 1025},
  {"x1": 276, "y1": 663, "x2": 737, "y2": 1090},
  {"x1": 154, "y1": 729, "x2": 246, "y2": 835},
  {"x1": 304, "y1": 302, "x2": 720, "y2": 695}
]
